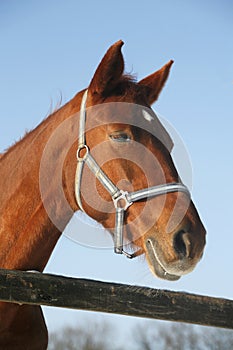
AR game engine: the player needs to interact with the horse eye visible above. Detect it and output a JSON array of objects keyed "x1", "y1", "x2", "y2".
[{"x1": 110, "y1": 132, "x2": 131, "y2": 143}]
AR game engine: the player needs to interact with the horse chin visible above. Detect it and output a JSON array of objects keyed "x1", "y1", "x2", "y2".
[
  {"x1": 145, "y1": 238, "x2": 181, "y2": 281},
  {"x1": 148, "y1": 256, "x2": 181, "y2": 281}
]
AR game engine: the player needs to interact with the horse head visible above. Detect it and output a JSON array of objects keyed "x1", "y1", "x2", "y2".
[{"x1": 67, "y1": 41, "x2": 206, "y2": 280}]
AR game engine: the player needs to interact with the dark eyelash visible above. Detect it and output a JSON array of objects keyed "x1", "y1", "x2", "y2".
[{"x1": 109, "y1": 132, "x2": 131, "y2": 142}]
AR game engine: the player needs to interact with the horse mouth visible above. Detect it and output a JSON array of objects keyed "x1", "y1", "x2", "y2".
[{"x1": 145, "y1": 238, "x2": 181, "y2": 281}]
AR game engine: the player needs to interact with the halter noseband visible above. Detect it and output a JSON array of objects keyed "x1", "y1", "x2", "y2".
[{"x1": 75, "y1": 90, "x2": 190, "y2": 259}]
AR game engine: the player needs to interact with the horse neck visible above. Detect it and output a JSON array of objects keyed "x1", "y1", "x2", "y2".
[{"x1": 0, "y1": 92, "x2": 83, "y2": 271}]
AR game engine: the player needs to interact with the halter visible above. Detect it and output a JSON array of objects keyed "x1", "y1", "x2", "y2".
[{"x1": 75, "y1": 90, "x2": 190, "y2": 259}]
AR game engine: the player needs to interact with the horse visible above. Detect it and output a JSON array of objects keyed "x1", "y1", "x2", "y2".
[{"x1": 0, "y1": 40, "x2": 206, "y2": 349}]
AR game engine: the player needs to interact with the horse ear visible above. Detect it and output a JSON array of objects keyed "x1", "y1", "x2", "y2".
[
  {"x1": 138, "y1": 60, "x2": 174, "y2": 105},
  {"x1": 89, "y1": 40, "x2": 125, "y2": 96}
]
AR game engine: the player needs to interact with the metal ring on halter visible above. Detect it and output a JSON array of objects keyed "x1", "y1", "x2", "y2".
[
  {"x1": 112, "y1": 190, "x2": 133, "y2": 210},
  {"x1": 77, "y1": 144, "x2": 89, "y2": 162}
]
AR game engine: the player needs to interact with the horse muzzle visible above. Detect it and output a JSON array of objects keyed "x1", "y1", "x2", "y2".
[{"x1": 145, "y1": 229, "x2": 206, "y2": 281}]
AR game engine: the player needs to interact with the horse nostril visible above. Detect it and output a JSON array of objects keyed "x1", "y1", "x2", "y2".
[{"x1": 173, "y1": 231, "x2": 191, "y2": 258}]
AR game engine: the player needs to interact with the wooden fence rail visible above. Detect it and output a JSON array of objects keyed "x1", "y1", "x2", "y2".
[{"x1": 0, "y1": 269, "x2": 232, "y2": 329}]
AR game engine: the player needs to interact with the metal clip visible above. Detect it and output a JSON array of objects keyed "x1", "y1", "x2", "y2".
[{"x1": 112, "y1": 190, "x2": 133, "y2": 210}]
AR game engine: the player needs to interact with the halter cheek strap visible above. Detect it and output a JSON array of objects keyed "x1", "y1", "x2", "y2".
[{"x1": 75, "y1": 90, "x2": 190, "y2": 259}]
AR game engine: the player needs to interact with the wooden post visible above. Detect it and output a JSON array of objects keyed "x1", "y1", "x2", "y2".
[{"x1": 0, "y1": 269, "x2": 232, "y2": 329}]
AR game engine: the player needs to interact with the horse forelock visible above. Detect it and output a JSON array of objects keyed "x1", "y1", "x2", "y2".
[{"x1": 97, "y1": 73, "x2": 150, "y2": 103}]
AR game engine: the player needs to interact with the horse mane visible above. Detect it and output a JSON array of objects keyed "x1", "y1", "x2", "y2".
[
  {"x1": 0, "y1": 94, "x2": 66, "y2": 163},
  {"x1": 1, "y1": 73, "x2": 147, "y2": 164},
  {"x1": 0, "y1": 126, "x2": 43, "y2": 162},
  {"x1": 0, "y1": 73, "x2": 149, "y2": 165}
]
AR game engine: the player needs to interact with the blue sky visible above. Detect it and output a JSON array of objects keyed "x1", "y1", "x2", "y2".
[{"x1": 1, "y1": 0, "x2": 233, "y2": 340}]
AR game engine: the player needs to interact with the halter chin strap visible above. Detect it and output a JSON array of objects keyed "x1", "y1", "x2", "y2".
[{"x1": 75, "y1": 90, "x2": 190, "y2": 259}]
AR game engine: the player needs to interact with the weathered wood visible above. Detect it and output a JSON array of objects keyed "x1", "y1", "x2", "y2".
[{"x1": 0, "y1": 269, "x2": 232, "y2": 329}]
